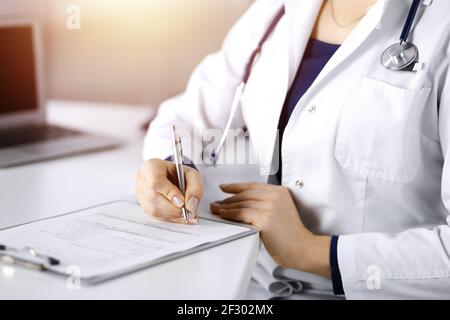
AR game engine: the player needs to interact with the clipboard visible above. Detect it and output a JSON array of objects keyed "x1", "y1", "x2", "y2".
[{"x1": 0, "y1": 200, "x2": 257, "y2": 284}]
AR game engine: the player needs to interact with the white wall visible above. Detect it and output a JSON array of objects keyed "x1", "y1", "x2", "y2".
[
  {"x1": 0, "y1": 0, "x2": 254, "y2": 106},
  {"x1": 1, "y1": 0, "x2": 45, "y2": 16}
]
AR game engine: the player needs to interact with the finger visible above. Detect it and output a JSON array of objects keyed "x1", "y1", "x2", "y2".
[
  {"x1": 137, "y1": 189, "x2": 160, "y2": 219},
  {"x1": 210, "y1": 200, "x2": 267, "y2": 212},
  {"x1": 147, "y1": 176, "x2": 185, "y2": 208},
  {"x1": 219, "y1": 182, "x2": 274, "y2": 194},
  {"x1": 137, "y1": 183, "x2": 183, "y2": 217},
  {"x1": 140, "y1": 162, "x2": 185, "y2": 207},
  {"x1": 137, "y1": 185, "x2": 167, "y2": 219},
  {"x1": 184, "y1": 167, "x2": 204, "y2": 213},
  {"x1": 215, "y1": 207, "x2": 259, "y2": 225},
  {"x1": 218, "y1": 190, "x2": 268, "y2": 204},
  {"x1": 137, "y1": 186, "x2": 198, "y2": 224}
]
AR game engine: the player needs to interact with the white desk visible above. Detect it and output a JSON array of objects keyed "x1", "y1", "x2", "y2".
[{"x1": 0, "y1": 101, "x2": 260, "y2": 299}]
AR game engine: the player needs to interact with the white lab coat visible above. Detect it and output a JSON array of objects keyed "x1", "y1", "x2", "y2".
[{"x1": 143, "y1": 0, "x2": 450, "y2": 299}]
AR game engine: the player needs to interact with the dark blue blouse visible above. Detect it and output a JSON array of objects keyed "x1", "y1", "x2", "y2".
[{"x1": 276, "y1": 38, "x2": 344, "y2": 295}]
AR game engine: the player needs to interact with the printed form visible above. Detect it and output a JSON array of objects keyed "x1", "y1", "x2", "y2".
[{"x1": 0, "y1": 201, "x2": 254, "y2": 282}]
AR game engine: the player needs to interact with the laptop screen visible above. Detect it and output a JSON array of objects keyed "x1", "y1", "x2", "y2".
[{"x1": 0, "y1": 26, "x2": 38, "y2": 116}]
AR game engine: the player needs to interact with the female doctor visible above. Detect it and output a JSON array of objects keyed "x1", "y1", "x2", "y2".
[{"x1": 136, "y1": 0, "x2": 450, "y2": 299}]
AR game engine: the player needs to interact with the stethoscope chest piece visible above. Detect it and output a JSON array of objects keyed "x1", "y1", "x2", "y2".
[
  {"x1": 380, "y1": 41, "x2": 419, "y2": 71},
  {"x1": 380, "y1": 0, "x2": 422, "y2": 72}
]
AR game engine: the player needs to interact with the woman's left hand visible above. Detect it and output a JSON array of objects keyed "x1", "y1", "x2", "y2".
[{"x1": 210, "y1": 182, "x2": 331, "y2": 278}]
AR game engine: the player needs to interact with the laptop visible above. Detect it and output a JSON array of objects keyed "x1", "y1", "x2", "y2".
[{"x1": 0, "y1": 20, "x2": 120, "y2": 168}]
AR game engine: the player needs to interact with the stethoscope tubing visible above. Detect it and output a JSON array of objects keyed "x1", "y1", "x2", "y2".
[
  {"x1": 209, "y1": 6, "x2": 285, "y2": 161},
  {"x1": 400, "y1": 0, "x2": 421, "y2": 44}
]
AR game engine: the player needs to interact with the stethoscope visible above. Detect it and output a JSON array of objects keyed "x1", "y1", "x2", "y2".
[
  {"x1": 380, "y1": 0, "x2": 422, "y2": 71},
  {"x1": 206, "y1": 0, "x2": 425, "y2": 163}
]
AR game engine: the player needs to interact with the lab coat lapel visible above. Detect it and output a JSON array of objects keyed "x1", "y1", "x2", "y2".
[
  {"x1": 304, "y1": 0, "x2": 391, "y2": 96},
  {"x1": 256, "y1": 0, "x2": 322, "y2": 174},
  {"x1": 284, "y1": 0, "x2": 324, "y2": 86}
]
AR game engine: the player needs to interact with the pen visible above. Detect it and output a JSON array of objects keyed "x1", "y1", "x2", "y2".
[
  {"x1": 172, "y1": 125, "x2": 189, "y2": 223},
  {"x1": 0, "y1": 243, "x2": 60, "y2": 266}
]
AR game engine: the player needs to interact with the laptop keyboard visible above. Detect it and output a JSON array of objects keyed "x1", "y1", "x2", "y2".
[{"x1": 0, "y1": 124, "x2": 81, "y2": 149}]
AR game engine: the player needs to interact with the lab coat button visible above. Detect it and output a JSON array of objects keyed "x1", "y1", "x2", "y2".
[
  {"x1": 308, "y1": 105, "x2": 317, "y2": 113},
  {"x1": 295, "y1": 180, "x2": 304, "y2": 189}
]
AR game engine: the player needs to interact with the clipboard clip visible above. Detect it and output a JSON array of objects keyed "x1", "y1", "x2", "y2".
[{"x1": 0, "y1": 243, "x2": 60, "y2": 271}]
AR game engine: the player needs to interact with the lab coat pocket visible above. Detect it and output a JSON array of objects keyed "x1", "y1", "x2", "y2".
[{"x1": 335, "y1": 77, "x2": 431, "y2": 182}]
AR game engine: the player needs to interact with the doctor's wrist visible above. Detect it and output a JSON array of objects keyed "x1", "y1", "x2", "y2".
[{"x1": 294, "y1": 235, "x2": 332, "y2": 279}]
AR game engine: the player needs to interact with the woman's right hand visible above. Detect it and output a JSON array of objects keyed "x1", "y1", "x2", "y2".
[{"x1": 135, "y1": 159, "x2": 204, "y2": 224}]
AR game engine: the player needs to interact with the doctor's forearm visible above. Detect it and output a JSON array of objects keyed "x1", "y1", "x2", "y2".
[{"x1": 294, "y1": 235, "x2": 332, "y2": 279}]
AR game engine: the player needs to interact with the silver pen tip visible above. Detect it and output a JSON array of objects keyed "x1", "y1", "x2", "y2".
[{"x1": 182, "y1": 207, "x2": 189, "y2": 222}]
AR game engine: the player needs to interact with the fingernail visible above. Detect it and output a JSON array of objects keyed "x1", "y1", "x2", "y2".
[
  {"x1": 219, "y1": 184, "x2": 228, "y2": 188},
  {"x1": 186, "y1": 197, "x2": 199, "y2": 212},
  {"x1": 188, "y1": 216, "x2": 198, "y2": 224},
  {"x1": 172, "y1": 195, "x2": 184, "y2": 208}
]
